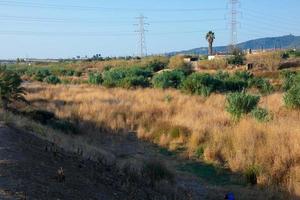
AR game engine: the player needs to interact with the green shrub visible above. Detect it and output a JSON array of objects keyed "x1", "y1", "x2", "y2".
[
  {"x1": 232, "y1": 71, "x2": 253, "y2": 82},
  {"x1": 195, "y1": 146, "x2": 205, "y2": 159},
  {"x1": 285, "y1": 49, "x2": 300, "y2": 58},
  {"x1": 65, "y1": 69, "x2": 75, "y2": 76},
  {"x1": 0, "y1": 67, "x2": 26, "y2": 109},
  {"x1": 244, "y1": 165, "x2": 260, "y2": 185},
  {"x1": 88, "y1": 73, "x2": 103, "y2": 85},
  {"x1": 281, "y1": 52, "x2": 290, "y2": 59},
  {"x1": 34, "y1": 69, "x2": 51, "y2": 81},
  {"x1": 181, "y1": 73, "x2": 222, "y2": 96},
  {"x1": 120, "y1": 75, "x2": 149, "y2": 89},
  {"x1": 214, "y1": 71, "x2": 250, "y2": 92},
  {"x1": 284, "y1": 84, "x2": 300, "y2": 109},
  {"x1": 227, "y1": 48, "x2": 246, "y2": 65},
  {"x1": 214, "y1": 71, "x2": 230, "y2": 80},
  {"x1": 227, "y1": 55, "x2": 245, "y2": 65},
  {"x1": 142, "y1": 160, "x2": 174, "y2": 187},
  {"x1": 251, "y1": 107, "x2": 271, "y2": 122},
  {"x1": 44, "y1": 75, "x2": 61, "y2": 84},
  {"x1": 152, "y1": 70, "x2": 186, "y2": 89},
  {"x1": 102, "y1": 67, "x2": 151, "y2": 88},
  {"x1": 226, "y1": 92, "x2": 260, "y2": 119},
  {"x1": 281, "y1": 71, "x2": 300, "y2": 91},
  {"x1": 144, "y1": 56, "x2": 169, "y2": 72},
  {"x1": 249, "y1": 77, "x2": 273, "y2": 95}
]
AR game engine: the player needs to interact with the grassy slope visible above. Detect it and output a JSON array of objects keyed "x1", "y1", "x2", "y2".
[{"x1": 19, "y1": 82, "x2": 300, "y2": 199}]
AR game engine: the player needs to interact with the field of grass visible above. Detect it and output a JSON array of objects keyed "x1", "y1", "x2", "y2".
[
  {"x1": 23, "y1": 82, "x2": 300, "y2": 195},
  {"x1": 1, "y1": 52, "x2": 300, "y2": 199}
]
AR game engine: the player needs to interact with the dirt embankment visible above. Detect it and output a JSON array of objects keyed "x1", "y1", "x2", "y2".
[{"x1": 0, "y1": 124, "x2": 126, "y2": 199}]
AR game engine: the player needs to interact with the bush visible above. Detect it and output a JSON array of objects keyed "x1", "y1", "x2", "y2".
[
  {"x1": 232, "y1": 71, "x2": 253, "y2": 82},
  {"x1": 168, "y1": 55, "x2": 192, "y2": 73},
  {"x1": 214, "y1": 71, "x2": 230, "y2": 80},
  {"x1": 215, "y1": 71, "x2": 248, "y2": 92},
  {"x1": 228, "y1": 71, "x2": 272, "y2": 94},
  {"x1": 244, "y1": 165, "x2": 260, "y2": 185},
  {"x1": 251, "y1": 107, "x2": 271, "y2": 122},
  {"x1": 227, "y1": 48, "x2": 245, "y2": 65},
  {"x1": 227, "y1": 54, "x2": 245, "y2": 65},
  {"x1": 152, "y1": 70, "x2": 186, "y2": 89},
  {"x1": 142, "y1": 160, "x2": 174, "y2": 187},
  {"x1": 281, "y1": 71, "x2": 299, "y2": 91},
  {"x1": 66, "y1": 70, "x2": 75, "y2": 76},
  {"x1": 195, "y1": 146, "x2": 205, "y2": 159},
  {"x1": 222, "y1": 79, "x2": 247, "y2": 92},
  {"x1": 0, "y1": 68, "x2": 26, "y2": 109},
  {"x1": 44, "y1": 75, "x2": 61, "y2": 84},
  {"x1": 143, "y1": 56, "x2": 169, "y2": 72},
  {"x1": 120, "y1": 76, "x2": 149, "y2": 89},
  {"x1": 88, "y1": 73, "x2": 103, "y2": 85},
  {"x1": 181, "y1": 73, "x2": 222, "y2": 96},
  {"x1": 249, "y1": 77, "x2": 273, "y2": 95},
  {"x1": 102, "y1": 67, "x2": 151, "y2": 88},
  {"x1": 226, "y1": 92, "x2": 260, "y2": 119},
  {"x1": 284, "y1": 84, "x2": 300, "y2": 109},
  {"x1": 34, "y1": 69, "x2": 51, "y2": 81}
]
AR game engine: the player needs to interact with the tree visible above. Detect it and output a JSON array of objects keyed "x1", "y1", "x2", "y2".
[
  {"x1": 206, "y1": 31, "x2": 215, "y2": 56},
  {"x1": 0, "y1": 67, "x2": 26, "y2": 110}
]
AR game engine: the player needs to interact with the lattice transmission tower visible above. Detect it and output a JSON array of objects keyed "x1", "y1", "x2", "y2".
[
  {"x1": 135, "y1": 14, "x2": 148, "y2": 57},
  {"x1": 229, "y1": 0, "x2": 239, "y2": 47}
]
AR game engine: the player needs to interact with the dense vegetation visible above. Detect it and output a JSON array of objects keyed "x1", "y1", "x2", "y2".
[{"x1": 0, "y1": 67, "x2": 26, "y2": 109}]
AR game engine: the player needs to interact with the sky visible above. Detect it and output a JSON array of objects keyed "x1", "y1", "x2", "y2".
[{"x1": 0, "y1": 0, "x2": 299, "y2": 59}]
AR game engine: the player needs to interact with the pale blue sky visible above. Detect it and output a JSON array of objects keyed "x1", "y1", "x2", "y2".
[{"x1": 0, "y1": 0, "x2": 299, "y2": 58}]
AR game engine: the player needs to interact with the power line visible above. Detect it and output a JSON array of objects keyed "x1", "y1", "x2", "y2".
[
  {"x1": 0, "y1": 15, "x2": 226, "y2": 25},
  {"x1": 242, "y1": 11, "x2": 300, "y2": 27},
  {"x1": 0, "y1": 28, "x2": 228, "y2": 37},
  {"x1": 135, "y1": 14, "x2": 148, "y2": 57},
  {"x1": 0, "y1": 0, "x2": 226, "y2": 12}
]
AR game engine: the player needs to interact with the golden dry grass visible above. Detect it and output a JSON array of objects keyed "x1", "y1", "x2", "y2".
[
  {"x1": 25, "y1": 83, "x2": 300, "y2": 194},
  {"x1": 197, "y1": 58, "x2": 228, "y2": 70},
  {"x1": 247, "y1": 51, "x2": 283, "y2": 71}
]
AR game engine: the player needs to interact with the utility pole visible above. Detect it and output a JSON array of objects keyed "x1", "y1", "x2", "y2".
[
  {"x1": 229, "y1": 0, "x2": 239, "y2": 49},
  {"x1": 135, "y1": 14, "x2": 148, "y2": 58}
]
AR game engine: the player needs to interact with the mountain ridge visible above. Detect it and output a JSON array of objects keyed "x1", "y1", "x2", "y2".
[{"x1": 167, "y1": 34, "x2": 300, "y2": 56}]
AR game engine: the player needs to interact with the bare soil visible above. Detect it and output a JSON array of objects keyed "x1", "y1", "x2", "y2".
[{"x1": 0, "y1": 124, "x2": 125, "y2": 200}]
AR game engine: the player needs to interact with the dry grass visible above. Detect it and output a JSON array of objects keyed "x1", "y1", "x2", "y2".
[
  {"x1": 197, "y1": 58, "x2": 228, "y2": 70},
  {"x1": 247, "y1": 51, "x2": 283, "y2": 71},
  {"x1": 24, "y1": 83, "x2": 300, "y2": 195}
]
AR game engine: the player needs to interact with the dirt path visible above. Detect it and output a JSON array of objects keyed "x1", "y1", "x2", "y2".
[{"x1": 0, "y1": 124, "x2": 125, "y2": 200}]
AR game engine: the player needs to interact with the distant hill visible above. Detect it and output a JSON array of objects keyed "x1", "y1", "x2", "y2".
[{"x1": 167, "y1": 34, "x2": 300, "y2": 56}]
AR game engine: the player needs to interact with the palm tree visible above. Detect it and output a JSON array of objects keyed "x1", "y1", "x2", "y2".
[{"x1": 206, "y1": 31, "x2": 215, "y2": 56}]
